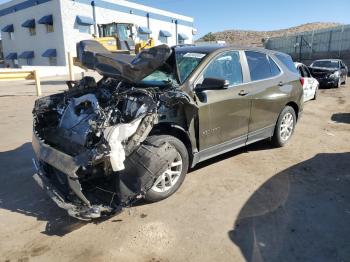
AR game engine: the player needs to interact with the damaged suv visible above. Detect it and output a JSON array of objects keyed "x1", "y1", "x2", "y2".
[{"x1": 32, "y1": 42, "x2": 303, "y2": 220}]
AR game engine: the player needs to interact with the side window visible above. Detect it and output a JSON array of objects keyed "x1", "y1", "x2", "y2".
[
  {"x1": 202, "y1": 51, "x2": 243, "y2": 86},
  {"x1": 268, "y1": 56, "x2": 281, "y2": 77},
  {"x1": 246, "y1": 51, "x2": 274, "y2": 81},
  {"x1": 303, "y1": 66, "x2": 311, "y2": 77},
  {"x1": 275, "y1": 53, "x2": 299, "y2": 74}
]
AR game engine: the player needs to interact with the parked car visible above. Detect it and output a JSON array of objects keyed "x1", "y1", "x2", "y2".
[
  {"x1": 309, "y1": 59, "x2": 348, "y2": 88},
  {"x1": 32, "y1": 42, "x2": 303, "y2": 220},
  {"x1": 295, "y1": 62, "x2": 319, "y2": 102}
]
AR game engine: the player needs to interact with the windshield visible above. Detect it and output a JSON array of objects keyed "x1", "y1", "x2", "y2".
[
  {"x1": 311, "y1": 60, "x2": 339, "y2": 69},
  {"x1": 139, "y1": 50, "x2": 207, "y2": 86},
  {"x1": 140, "y1": 70, "x2": 177, "y2": 86},
  {"x1": 176, "y1": 51, "x2": 207, "y2": 84}
]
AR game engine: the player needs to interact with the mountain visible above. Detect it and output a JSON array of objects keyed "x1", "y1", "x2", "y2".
[{"x1": 197, "y1": 22, "x2": 343, "y2": 47}]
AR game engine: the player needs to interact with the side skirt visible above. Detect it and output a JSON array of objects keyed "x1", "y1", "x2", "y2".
[{"x1": 191, "y1": 125, "x2": 275, "y2": 168}]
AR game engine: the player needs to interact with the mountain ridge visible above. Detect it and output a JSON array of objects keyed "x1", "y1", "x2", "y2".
[{"x1": 197, "y1": 22, "x2": 343, "y2": 46}]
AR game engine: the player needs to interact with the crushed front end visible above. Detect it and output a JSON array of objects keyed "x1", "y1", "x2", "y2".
[{"x1": 32, "y1": 76, "x2": 188, "y2": 220}]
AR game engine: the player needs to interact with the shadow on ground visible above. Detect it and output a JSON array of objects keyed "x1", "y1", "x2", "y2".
[
  {"x1": 331, "y1": 113, "x2": 350, "y2": 124},
  {"x1": 229, "y1": 152, "x2": 350, "y2": 262},
  {"x1": 193, "y1": 139, "x2": 274, "y2": 172},
  {"x1": 0, "y1": 143, "x2": 88, "y2": 236}
]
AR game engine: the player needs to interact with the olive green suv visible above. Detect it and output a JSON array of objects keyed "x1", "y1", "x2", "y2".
[{"x1": 32, "y1": 43, "x2": 303, "y2": 219}]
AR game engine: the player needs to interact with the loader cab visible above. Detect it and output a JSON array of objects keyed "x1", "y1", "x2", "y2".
[{"x1": 97, "y1": 23, "x2": 136, "y2": 52}]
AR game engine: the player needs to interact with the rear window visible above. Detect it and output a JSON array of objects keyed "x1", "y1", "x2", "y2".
[
  {"x1": 311, "y1": 60, "x2": 339, "y2": 69},
  {"x1": 275, "y1": 53, "x2": 299, "y2": 74},
  {"x1": 245, "y1": 51, "x2": 281, "y2": 81}
]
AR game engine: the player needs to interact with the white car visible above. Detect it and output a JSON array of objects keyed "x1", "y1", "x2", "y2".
[{"x1": 294, "y1": 62, "x2": 319, "y2": 102}]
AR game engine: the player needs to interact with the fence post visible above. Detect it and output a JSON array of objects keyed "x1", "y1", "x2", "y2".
[
  {"x1": 68, "y1": 52, "x2": 75, "y2": 81},
  {"x1": 339, "y1": 25, "x2": 345, "y2": 58},
  {"x1": 34, "y1": 70, "x2": 42, "y2": 97}
]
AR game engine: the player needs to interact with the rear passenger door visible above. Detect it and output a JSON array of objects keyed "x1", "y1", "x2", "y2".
[{"x1": 243, "y1": 51, "x2": 285, "y2": 144}]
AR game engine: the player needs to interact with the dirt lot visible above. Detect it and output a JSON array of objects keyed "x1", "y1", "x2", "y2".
[{"x1": 0, "y1": 77, "x2": 349, "y2": 262}]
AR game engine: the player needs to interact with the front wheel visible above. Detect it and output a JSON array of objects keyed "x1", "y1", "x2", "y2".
[
  {"x1": 272, "y1": 106, "x2": 296, "y2": 147},
  {"x1": 144, "y1": 135, "x2": 189, "y2": 202},
  {"x1": 335, "y1": 78, "x2": 341, "y2": 88}
]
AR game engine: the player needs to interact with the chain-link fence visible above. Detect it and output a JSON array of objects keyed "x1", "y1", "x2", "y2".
[{"x1": 264, "y1": 25, "x2": 350, "y2": 66}]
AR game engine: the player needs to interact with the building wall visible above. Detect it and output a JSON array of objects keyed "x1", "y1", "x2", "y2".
[
  {"x1": 0, "y1": 0, "x2": 195, "y2": 70},
  {"x1": 62, "y1": 0, "x2": 195, "y2": 57},
  {"x1": 0, "y1": 0, "x2": 66, "y2": 67}
]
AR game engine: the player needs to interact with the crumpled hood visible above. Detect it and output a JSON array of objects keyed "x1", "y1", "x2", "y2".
[{"x1": 77, "y1": 40, "x2": 173, "y2": 83}]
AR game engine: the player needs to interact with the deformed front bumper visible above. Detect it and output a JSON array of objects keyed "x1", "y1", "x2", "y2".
[{"x1": 32, "y1": 132, "x2": 117, "y2": 220}]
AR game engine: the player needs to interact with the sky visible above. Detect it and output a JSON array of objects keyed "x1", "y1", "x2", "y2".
[
  {"x1": 130, "y1": 0, "x2": 350, "y2": 38},
  {"x1": 0, "y1": 0, "x2": 349, "y2": 38}
]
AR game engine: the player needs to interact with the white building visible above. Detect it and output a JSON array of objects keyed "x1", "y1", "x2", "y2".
[{"x1": 0, "y1": 0, "x2": 195, "y2": 74}]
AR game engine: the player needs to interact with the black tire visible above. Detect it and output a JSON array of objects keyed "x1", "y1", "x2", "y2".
[
  {"x1": 312, "y1": 85, "x2": 318, "y2": 100},
  {"x1": 144, "y1": 135, "x2": 189, "y2": 202},
  {"x1": 335, "y1": 78, "x2": 341, "y2": 88},
  {"x1": 271, "y1": 106, "x2": 297, "y2": 147}
]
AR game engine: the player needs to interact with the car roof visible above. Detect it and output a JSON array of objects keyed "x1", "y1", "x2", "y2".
[{"x1": 174, "y1": 44, "x2": 288, "y2": 56}]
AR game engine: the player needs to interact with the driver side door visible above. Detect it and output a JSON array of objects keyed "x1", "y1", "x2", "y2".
[{"x1": 195, "y1": 50, "x2": 252, "y2": 160}]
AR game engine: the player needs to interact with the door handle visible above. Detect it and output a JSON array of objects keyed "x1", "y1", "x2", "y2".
[
  {"x1": 278, "y1": 81, "x2": 284, "y2": 86},
  {"x1": 238, "y1": 90, "x2": 249, "y2": 96}
]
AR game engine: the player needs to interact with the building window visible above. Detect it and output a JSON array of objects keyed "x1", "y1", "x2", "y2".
[
  {"x1": 19, "y1": 51, "x2": 34, "y2": 65},
  {"x1": 49, "y1": 57, "x2": 57, "y2": 66},
  {"x1": 46, "y1": 24, "x2": 54, "y2": 33},
  {"x1": 38, "y1": 15, "x2": 54, "y2": 33},
  {"x1": 78, "y1": 25, "x2": 91, "y2": 34},
  {"x1": 178, "y1": 39, "x2": 184, "y2": 45},
  {"x1": 8, "y1": 32, "x2": 14, "y2": 40},
  {"x1": 159, "y1": 36, "x2": 168, "y2": 44},
  {"x1": 26, "y1": 58, "x2": 33, "y2": 65},
  {"x1": 29, "y1": 27, "x2": 36, "y2": 36},
  {"x1": 139, "y1": 33, "x2": 149, "y2": 41},
  {"x1": 159, "y1": 30, "x2": 172, "y2": 45}
]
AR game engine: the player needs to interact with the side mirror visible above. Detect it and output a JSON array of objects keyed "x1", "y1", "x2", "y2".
[{"x1": 196, "y1": 78, "x2": 229, "y2": 92}]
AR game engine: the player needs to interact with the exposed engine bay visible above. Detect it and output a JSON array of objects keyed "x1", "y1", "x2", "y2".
[{"x1": 32, "y1": 73, "x2": 196, "y2": 220}]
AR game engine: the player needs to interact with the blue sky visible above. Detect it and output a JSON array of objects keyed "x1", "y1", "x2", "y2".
[
  {"x1": 0, "y1": 0, "x2": 348, "y2": 38},
  {"x1": 131, "y1": 0, "x2": 350, "y2": 38}
]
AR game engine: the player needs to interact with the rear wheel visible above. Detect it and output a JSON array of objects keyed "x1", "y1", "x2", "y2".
[
  {"x1": 144, "y1": 135, "x2": 189, "y2": 202},
  {"x1": 272, "y1": 106, "x2": 296, "y2": 147},
  {"x1": 312, "y1": 85, "x2": 319, "y2": 100}
]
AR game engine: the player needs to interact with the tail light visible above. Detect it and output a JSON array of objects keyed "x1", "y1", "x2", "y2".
[{"x1": 300, "y1": 77, "x2": 304, "y2": 86}]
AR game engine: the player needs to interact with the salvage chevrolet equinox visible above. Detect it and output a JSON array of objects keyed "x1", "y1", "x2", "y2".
[{"x1": 32, "y1": 42, "x2": 303, "y2": 220}]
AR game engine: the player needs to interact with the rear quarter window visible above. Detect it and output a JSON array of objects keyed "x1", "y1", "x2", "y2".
[
  {"x1": 275, "y1": 53, "x2": 299, "y2": 74},
  {"x1": 245, "y1": 51, "x2": 281, "y2": 81}
]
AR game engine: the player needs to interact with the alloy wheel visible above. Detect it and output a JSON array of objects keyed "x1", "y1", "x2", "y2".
[
  {"x1": 151, "y1": 152, "x2": 183, "y2": 193},
  {"x1": 280, "y1": 112, "x2": 294, "y2": 141}
]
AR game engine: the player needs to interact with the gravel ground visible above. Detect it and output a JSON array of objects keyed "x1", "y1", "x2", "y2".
[{"x1": 0, "y1": 77, "x2": 349, "y2": 262}]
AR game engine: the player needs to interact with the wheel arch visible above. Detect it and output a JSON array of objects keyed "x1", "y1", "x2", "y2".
[
  {"x1": 150, "y1": 122, "x2": 194, "y2": 164},
  {"x1": 286, "y1": 101, "x2": 299, "y2": 121}
]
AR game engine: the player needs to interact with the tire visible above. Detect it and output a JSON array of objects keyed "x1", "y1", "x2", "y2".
[
  {"x1": 271, "y1": 106, "x2": 297, "y2": 147},
  {"x1": 312, "y1": 85, "x2": 318, "y2": 100},
  {"x1": 335, "y1": 78, "x2": 341, "y2": 88},
  {"x1": 144, "y1": 135, "x2": 189, "y2": 202}
]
